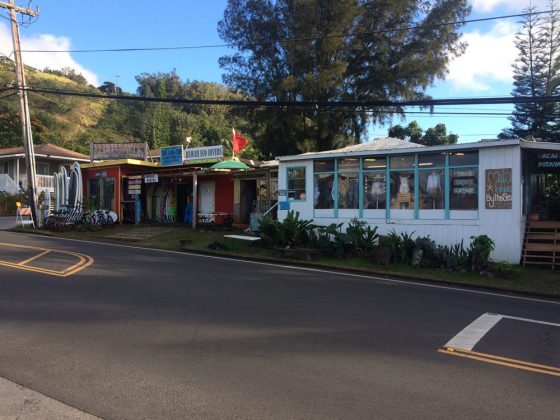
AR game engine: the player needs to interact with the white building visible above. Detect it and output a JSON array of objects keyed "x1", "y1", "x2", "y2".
[{"x1": 277, "y1": 138, "x2": 560, "y2": 264}]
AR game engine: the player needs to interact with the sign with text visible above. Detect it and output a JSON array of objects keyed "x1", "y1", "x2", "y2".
[
  {"x1": 160, "y1": 145, "x2": 184, "y2": 166},
  {"x1": 185, "y1": 145, "x2": 223, "y2": 163},
  {"x1": 536, "y1": 152, "x2": 560, "y2": 173},
  {"x1": 144, "y1": 174, "x2": 159, "y2": 183},
  {"x1": 485, "y1": 168, "x2": 512, "y2": 209},
  {"x1": 90, "y1": 142, "x2": 148, "y2": 161}
]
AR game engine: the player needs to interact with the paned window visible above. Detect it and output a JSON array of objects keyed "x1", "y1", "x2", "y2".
[{"x1": 287, "y1": 167, "x2": 306, "y2": 200}]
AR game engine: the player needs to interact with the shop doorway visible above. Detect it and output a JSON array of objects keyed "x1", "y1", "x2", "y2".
[
  {"x1": 524, "y1": 150, "x2": 560, "y2": 221},
  {"x1": 240, "y1": 179, "x2": 257, "y2": 224},
  {"x1": 177, "y1": 183, "x2": 193, "y2": 223},
  {"x1": 199, "y1": 181, "x2": 215, "y2": 222}
]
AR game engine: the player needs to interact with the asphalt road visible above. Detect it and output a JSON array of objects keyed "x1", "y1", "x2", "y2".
[{"x1": 0, "y1": 230, "x2": 559, "y2": 419}]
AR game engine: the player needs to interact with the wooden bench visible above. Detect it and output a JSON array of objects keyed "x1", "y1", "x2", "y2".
[{"x1": 273, "y1": 247, "x2": 321, "y2": 261}]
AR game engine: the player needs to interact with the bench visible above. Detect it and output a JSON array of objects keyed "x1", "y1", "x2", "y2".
[
  {"x1": 273, "y1": 247, "x2": 321, "y2": 261},
  {"x1": 223, "y1": 234, "x2": 261, "y2": 250}
]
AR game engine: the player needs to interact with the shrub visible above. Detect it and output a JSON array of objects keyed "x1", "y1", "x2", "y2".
[
  {"x1": 257, "y1": 211, "x2": 315, "y2": 248},
  {"x1": 0, "y1": 192, "x2": 26, "y2": 216},
  {"x1": 346, "y1": 218, "x2": 380, "y2": 257},
  {"x1": 469, "y1": 235, "x2": 495, "y2": 272},
  {"x1": 490, "y1": 261, "x2": 520, "y2": 278}
]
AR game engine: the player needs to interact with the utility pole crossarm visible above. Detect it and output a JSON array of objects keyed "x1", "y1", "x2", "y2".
[{"x1": 0, "y1": 1, "x2": 38, "y2": 16}]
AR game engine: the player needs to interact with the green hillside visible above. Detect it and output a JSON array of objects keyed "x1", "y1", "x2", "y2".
[{"x1": 0, "y1": 60, "x2": 256, "y2": 158}]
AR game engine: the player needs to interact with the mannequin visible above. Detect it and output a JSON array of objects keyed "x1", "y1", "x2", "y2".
[
  {"x1": 371, "y1": 174, "x2": 385, "y2": 208},
  {"x1": 399, "y1": 175, "x2": 410, "y2": 194},
  {"x1": 426, "y1": 171, "x2": 441, "y2": 209}
]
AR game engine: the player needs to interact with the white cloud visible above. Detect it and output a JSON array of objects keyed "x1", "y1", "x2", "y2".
[
  {"x1": 446, "y1": 21, "x2": 518, "y2": 92},
  {"x1": 0, "y1": 22, "x2": 99, "y2": 86},
  {"x1": 471, "y1": 0, "x2": 548, "y2": 13}
]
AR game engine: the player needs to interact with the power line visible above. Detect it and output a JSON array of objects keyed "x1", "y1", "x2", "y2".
[
  {"x1": 19, "y1": 86, "x2": 560, "y2": 108},
  {"x1": 20, "y1": 10, "x2": 556, "y2": 54}
]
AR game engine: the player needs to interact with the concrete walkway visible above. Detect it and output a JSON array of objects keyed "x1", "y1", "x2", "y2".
[{"x1": 0, "y1": 377, "x2": 100, "y2": 419}]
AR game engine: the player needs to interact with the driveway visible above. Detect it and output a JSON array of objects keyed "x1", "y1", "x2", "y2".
[{"x1": 0, "y1": 216, "x2": 15, "y2": 230}]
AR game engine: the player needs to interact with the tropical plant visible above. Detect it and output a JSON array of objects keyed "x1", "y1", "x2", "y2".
[
  {"x1": 258, "y1": 211, "x2": 315, "y2": 248},
  {"x1": 468, "y1": 234, "x2": 495, "y2": 272}
]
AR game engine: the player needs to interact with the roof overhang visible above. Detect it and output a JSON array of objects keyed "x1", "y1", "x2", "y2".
[
  {"x1": 0, "y1": 153, "x2": 90, "y2": 162},
  {"x1": 81, "y1": 159, "x2": 160, "y2": 169},
  {"x1": 277, "y1": 139, "x2": 522, "y2": 162}
]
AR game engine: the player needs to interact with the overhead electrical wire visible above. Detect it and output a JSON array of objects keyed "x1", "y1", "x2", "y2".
[
  {"x1": 17, "y1": 86, "x2": 560, "y2": 109},
  {"x1": 20, "y1": 10, "x2": 558, "y2": 54}
]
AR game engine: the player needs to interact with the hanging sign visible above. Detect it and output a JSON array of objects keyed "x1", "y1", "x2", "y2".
[
  {"x1": 485, "y1": 168, "x2": 512, "y2": 209},
  {"x1": 185, "y1": 145, "x2": 223, "y2": 164},
  {"x1": 160, "y1": 145, "x2": 184, "y2": 166},
  {"x1": 144, "y1": 174, "x2": 159, "y2": 183}
]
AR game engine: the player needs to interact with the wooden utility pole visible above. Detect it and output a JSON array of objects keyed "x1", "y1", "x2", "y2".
[{"x1": 0, "y1": 0, "x2": 39, "y2": 225}]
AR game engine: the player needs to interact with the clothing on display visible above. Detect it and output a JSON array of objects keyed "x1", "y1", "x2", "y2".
[
  {"x1": 399, "y1": 175, "x2": 410, "y2": 194},
  {"x1": 427, "y1": 172, "x2": 441, "y2": 195}
]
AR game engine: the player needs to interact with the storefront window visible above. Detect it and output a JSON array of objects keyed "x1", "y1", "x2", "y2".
[
  {"x1": 419, "y1": 170, "x2": 444, "y2": 209},
  {"x1": 449, "y1": 151, "x2": 478, "y2": 166},
  {"x1": 338, "y1": 157, "x2": 360, "y2": 171},
  {"x1": 314, "y1": 160, "x2": 334, "y2": 172},
  {"x1": 390, "y1": 155, "x2": 415, "y2": 170},
  {"x1": 338, "y1": 173, "x2": 359, "y2": 209},
  {"x1": 390, "y1": 171, "x2": 414, "y2": 209},
  {"x1": 363, "y1": 172, "x2": 386, "y2": 209},
  {"x1": 314, "y1": 173, "x2": 334, "y2": 209},
  {"x1": 450, "y1": 168, "x2": 478, "y2": 210},
  {"x1": 88, "y1": 177, "x2": 115, "y2": 210},
  {"x1": 363, "y1": 157, "x2": 386, "y2": 170},
  {"x1": 418, "y1": 153, "x2": 445, "y2": 168},
  {"x1": 287, "y1": 167, "x2": 306, "y2": 200}
]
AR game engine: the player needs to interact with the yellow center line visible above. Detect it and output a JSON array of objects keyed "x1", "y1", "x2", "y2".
[
  {"x1": 439, "y1": 347, "x2": 560, "y2": 377},
  {"x1": 18, "y1": 249, "x2": 51, "y2": 265},
  {"x1": 0, "y1": 242, "x2": 94, "y2": 277}
]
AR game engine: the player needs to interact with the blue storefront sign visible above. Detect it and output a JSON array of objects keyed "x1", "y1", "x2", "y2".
[{"x1": 160, "y1": 145, "x2": 184, "y2": 166}]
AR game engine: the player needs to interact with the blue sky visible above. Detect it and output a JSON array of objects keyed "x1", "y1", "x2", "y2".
[{"x1": 0, "y1": 0, "x2": 548, "y2": 143}]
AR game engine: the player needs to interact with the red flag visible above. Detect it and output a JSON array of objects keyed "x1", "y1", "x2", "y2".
[{"x1": 232, "y1": 128, "x2": 248, "y2": 154}]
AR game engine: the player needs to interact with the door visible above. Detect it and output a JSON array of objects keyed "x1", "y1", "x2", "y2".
[{"x1": 199, "y1": 181, "x2": 215, "y2": 222}]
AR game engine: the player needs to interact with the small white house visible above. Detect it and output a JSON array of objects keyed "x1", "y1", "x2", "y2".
[
  {"x1": 0, "y1": 144, "x2": 89, "y2": 195},
  {"x1": 276, "y1": 138, "x2": 560, "y2": 264}
]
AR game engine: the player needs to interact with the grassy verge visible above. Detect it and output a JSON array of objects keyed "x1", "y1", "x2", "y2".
[{"x1": 12, "y1": 224, "x2": 560, "y2": 297}]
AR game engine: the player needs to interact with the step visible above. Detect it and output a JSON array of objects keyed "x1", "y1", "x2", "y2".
[{"x1": 524, "y1": 243, "x2": 560, "y2": 252}]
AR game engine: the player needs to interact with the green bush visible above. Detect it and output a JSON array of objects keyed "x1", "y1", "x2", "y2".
[
  {"x1": 0, "y1": 192, "x2": 26, "y2": 216},
  {"x1": 490, "y1": 261, "x2": 520, "y2": 278},
  {"x1": 257, "y1": 211, "x2": 315, "y2": 248},
  {"x1": 468, "y1": 235, "x2": 495, "y2": 272}
]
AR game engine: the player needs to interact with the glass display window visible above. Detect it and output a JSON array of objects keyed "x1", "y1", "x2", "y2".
[
  {"x1": 338, "y1": 157, "x2": 360, "y2": 171},
  {"x1": 418, "y1": 153, "x2": 445, "y2": 168},
  {"x1": 419, "y1": 170, "x2": 445, "y2": 209},
  {"x1": 450, "y1": 168, "x2": 478, "y2": 210},
  {"x1": 314, "y1": 159, "x2": 334, "y2": 173},
  {"x1": 363, "y1": 173, "x2": 386, "y2": 209},
  {"x1": 390, "y1": 155, "x2": 415, "y2": 170},
  {"x1": 389, "y1": 171, "x2": 414, "y2": 209},
  {"x1": 287, "y1": 167, "x2": 306, "y2": 200},
  {"x1": 338, "y1": 173, "x2": 359, "y2": 209},
  {"x1": 314, "y1": 173, "x2": 334, "y2": 209},
  {"x1": 449, "y1": 151, "x2": 478, "y2": 166},
  {"x1": 363, "y1": 157, "x2": 387, "y2": 170}
]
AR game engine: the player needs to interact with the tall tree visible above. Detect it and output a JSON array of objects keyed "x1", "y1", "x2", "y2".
[
  {"x1": 218, "y1": 0, "x2": 470, "y2": 157},
  {"x1": 388, "y1": 120, "x2": 458, "y2": 145},
  {"x1": 501, "y1": 2, "x2": 560, "y2": 141}
]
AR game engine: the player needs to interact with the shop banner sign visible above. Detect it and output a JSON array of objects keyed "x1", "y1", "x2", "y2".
[
  {"x1": 144, "y1": 174, "x2": 159, "y2": 183},
  {"x1": 536, "y1": 152, "x2": 560, "y2": 173},
  {"x1": 185, "y1": 145, "x2": 223, "y2": 163},
  {"x1": 485, "y1": 168, "x2": 512, "y2": 209},
  {"x1": 160, "y1": 145, "x2": 184, "y2": 166},
  {"x1": 90, "y1": 142, "x2": 148, "y2": 161}
]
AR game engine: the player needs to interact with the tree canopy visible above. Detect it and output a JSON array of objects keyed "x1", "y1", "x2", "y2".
[
  {"x1": 388, "y1": 121, "x2": 458, "y2": 146},
  {"x1": 500, "y1": 2, "x2": 560, "y2": 142},
  {"x1": 218, "y1": 0, "x2": 470, "y2": 157}
]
